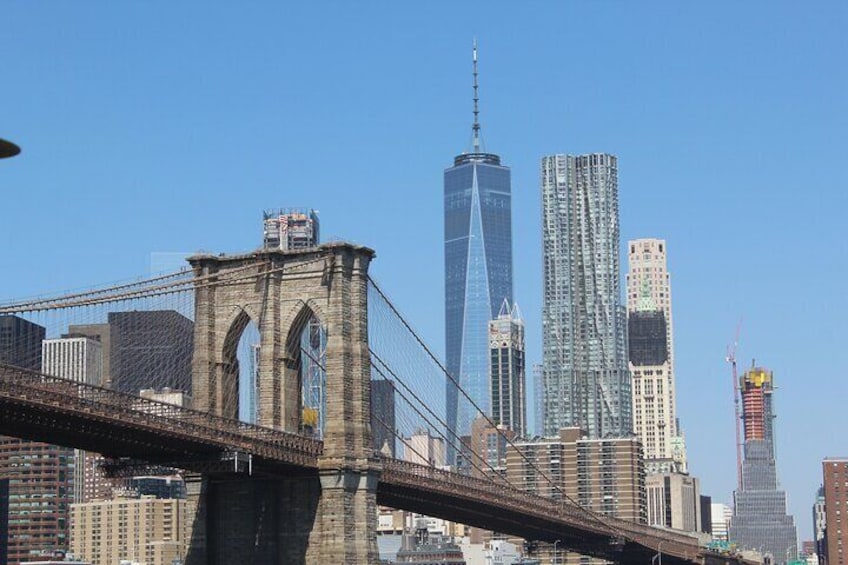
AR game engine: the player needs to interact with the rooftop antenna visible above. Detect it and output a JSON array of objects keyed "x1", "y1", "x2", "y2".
[{"x1": 472, "y1": 39, "x2": 481, "y2": 153}]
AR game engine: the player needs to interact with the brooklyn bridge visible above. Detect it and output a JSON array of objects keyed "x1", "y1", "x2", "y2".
[{"x1": 0, "y1": 242, "x2": 751, "y2": 565}]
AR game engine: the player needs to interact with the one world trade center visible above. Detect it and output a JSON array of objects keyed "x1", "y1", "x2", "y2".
[{"x1": 444, "y1": 43, "x2": 512, "y2": 461}]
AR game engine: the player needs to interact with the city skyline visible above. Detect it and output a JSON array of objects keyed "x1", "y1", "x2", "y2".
[{"x1": 2, "y1": 2, "x2": 845, "y2": 543}]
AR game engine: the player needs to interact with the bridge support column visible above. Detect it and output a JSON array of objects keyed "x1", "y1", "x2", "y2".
[
  {"x1": 308, "y1": 469, "x2": 380, "y2": 563},
  {"x1": 184, "y1": 470, "x2": 379, "y2": 565}
]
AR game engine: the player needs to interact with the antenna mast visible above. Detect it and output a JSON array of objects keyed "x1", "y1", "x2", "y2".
[{"x1": 472, "y1": 39, "x2": 481, "y2": 153}]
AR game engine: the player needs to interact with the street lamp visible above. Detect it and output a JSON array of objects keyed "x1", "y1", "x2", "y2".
[
  {"x1": 553, "y1": 539, "x2": 561, "y2": 565},
  {"x1": 786, "y1": 544, "x2": 797, "y2": 564},
  {"x1": 652, "y1": 541, "x2": 664, "y2": 565},
  {"x1": 0, "y1": 138, "x2": 20, "y2": 159}
]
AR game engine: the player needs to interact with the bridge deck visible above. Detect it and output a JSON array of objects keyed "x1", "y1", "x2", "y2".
[{"x1": 0, "y1": 364, "x2": 746, "y2": 565}]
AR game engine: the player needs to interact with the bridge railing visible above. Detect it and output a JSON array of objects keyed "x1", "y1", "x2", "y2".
[
  {"x1": 381, "y1": 457, "x2": 704, "y2": 560},
  {"x1": 0, "y1": 363, "x2": 322, "y2": 467},
  {"x1": 382, "y1": 457, "x2": 614, "y2": 535}
]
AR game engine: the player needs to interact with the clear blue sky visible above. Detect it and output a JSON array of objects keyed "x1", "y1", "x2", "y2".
[{"x1": 2, "y1": 2, "x2": 846, "y2": 542}]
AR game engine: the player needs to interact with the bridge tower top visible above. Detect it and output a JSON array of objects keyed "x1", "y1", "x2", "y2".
[{"x1": 189, "y1": 241, "x2": 376, "y2": 466}]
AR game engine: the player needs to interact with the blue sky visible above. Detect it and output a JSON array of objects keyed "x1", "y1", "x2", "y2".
[{"x1": 2, "y1": 2, "x2": 846, "y2": 542}]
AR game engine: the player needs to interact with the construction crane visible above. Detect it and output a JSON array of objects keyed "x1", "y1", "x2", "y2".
[{"x1": 725, "y1": 320, "x2": 743, "y2": 490}]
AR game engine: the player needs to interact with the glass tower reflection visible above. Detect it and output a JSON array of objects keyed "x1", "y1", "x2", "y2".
[{"x1": 444, "y1": 151, "x2": 512, "y2": 456}]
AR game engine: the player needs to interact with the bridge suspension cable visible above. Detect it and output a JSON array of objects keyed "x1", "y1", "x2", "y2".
[{"x1": 366, "y1": 276, "x2": 620, "y2": 535}]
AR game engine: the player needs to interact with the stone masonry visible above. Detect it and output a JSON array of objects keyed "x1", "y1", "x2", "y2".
[{"x1": 185, "y1": 243, "x2": 380, "y2": 564}]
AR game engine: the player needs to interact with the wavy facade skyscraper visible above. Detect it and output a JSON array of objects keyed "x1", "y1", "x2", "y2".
[
  {"x1": 445, "y1": 44, "x2": 512, "y2": 455},
  {"x1": 541, "y1": 153, "x2": 630, "y2": 439}
]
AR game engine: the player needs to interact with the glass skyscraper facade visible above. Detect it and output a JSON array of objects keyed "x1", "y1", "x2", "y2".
[
  {"x1": 541, "y1": 153, "x2": 631, "y2": 439},
  {"x1": 444, "y1": 150, "x2": 512, "y2": 448}
]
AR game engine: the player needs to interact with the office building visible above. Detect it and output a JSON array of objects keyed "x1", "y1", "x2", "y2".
[
  {"x1": 70, "y1": 494, "x2": 188, "y2": 565},
  {"x1": 729, "y1": 367, "x2": 797, "y2": 564},
  {"x1": 711, "y1": 503, "x2": 733, "y2": 542},
  {"x1": 532, "y1": 363, "x2": 544, "y2": 437},
  {"x1": 0, "y1": 478, "x2": 8, "y2": 565},
  {"x1": 0, "y1": 315, "x2": 44, "y2": 370},
  {"x1": 0, "y1": 440, "x2": 73, "y2": 564},
  {"x1": 701, "y1": 495, "x2": 713, "y2": 535},
  {"x1": 0, "y1": 317, "x2": 75, "y2": 564},
  {"x1": 445, "y1": 44, "x2": 513, "y2": 453},
  {"x1": 468, "y1": 417, "x2": 515, "y2": 480},
  {"x1": 506, "y1": 428, "x2": 646, "y2": 522},
  {"x1": 262, "y1": 208, "x2": 319, "y2": 251},
  {"x1": 823, "y1": 458, "x2": 848, "y2": 565},
  {"x1": 404, "y1": 430, "x2": 446, "y2": 468},
  {"x1": 67, "y1": 313, "x2": 192, "y2": 396},
  {"x1": 41, "y1": 336, "x2": 102, "y2": 387},
  {"x1": 540, "y1": 154, "x2": 629, "y2": 439},
  {"x1": 813, "y1": 486, "x2": 826, "y2": 558},
  {"x1": 371, "y1": 378, "x2": 396, "y2": 456},
  {"x1": 802, "y1": 541, "x2": 818, "y2": 565},
  {"x1": 627, "y1": 238, "x2": 686, "y2": 470},
  {"x1": 489, "y1": 300, "x2": 526, "y2": 437},
  {"x1": 42, "y1": 336, "x2": 104, "y2": 505},
  {"x1": 646, "y1": 472, "x2": 701, "y2": 532},
  {"x1": 107, "y1": 311, "x2": 193, "y2": 395},
  {"x1": 506, "y1": 428, "x2": 645, "y2": 564},
  {"x1": 63, "y1": 324, "x2": 111, "y2": 387}
]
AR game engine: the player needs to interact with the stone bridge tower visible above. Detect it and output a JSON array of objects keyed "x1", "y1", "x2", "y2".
[{"x1": 186, "y1": 242, "x2": 379, "y2": 564}]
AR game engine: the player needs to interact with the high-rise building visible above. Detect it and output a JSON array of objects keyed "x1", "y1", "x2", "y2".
[
  {"x1": 506, "y1": 428, "x2": 646, "y2": 522},
  {"x1": 0, "y1": 478, "x2": 8, "y2": 565},
  {"x1": 444, "y1": 44, "x2": 513, "y2": 454},
  {"x1": 107, "y1": 311, "x2": 193, "y2": 395},
  {"x1": 64, "y1": 324, "x2": 111, "y2": 387},
  {"x1": 711, "y1": 502, "x2": 733, "y2": 542},
  {"x1": 488, "y1": 300, "x2": 525, "y2": 437},
  {"x1": 0, "y1": 317, "x2": 75, "y2": 564},
  {"x1": 70, "y1": 494, "x2": 188, "y2": 565},
  {"x1": 0, "y1": 440, "x2": 74, "y2": 564},
  {"x1": 42, "y1": 336, "x2": 104, "y2": 505},
  {"x1": 627, "y1": 238, "x2": 685, "y2": 468},
  {"x1": 729, "y1": 367, "x2": 797, "y2": 564},
  {"x1": 41, "y1": 336, "x2": 103, "y2": 387},
  {"x1": 813, "y1": 485, "x2": 826, "y2": 558},
  {"x1": 404, "y1": 430, "x2": 446, "y2": 468},
  {"x1": 700, "y1": 495, "x2": 713, "y2": 535},
  {"x1": 0, "y1": 315, "x2": 45, "y2": 370},
  {"x1": 467, "y1": 417, "x2": 515, "y2": 481},
  {"x1": 646, "y1": 472, "x2": 701, "y2": 532},
  {"x1": 532, "y1": 363, "x2": 544, "y2": 437},
  {"x1": 541, "y1": 154, "x2": 629, "y2": 439},
  {"x1": 262, "y1": 208, "x2": 319, "y2": 251},
  {"x1": 371, "y1": 378, "x2": 396, "y2": 457},
  {"x1": 823, "y1": 458, "x2": 848, "y2": 565}
]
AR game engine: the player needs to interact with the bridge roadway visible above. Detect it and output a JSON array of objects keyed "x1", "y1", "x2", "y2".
[{"x1": 0, "y1": 364, "x2": 747, "y2": 565}]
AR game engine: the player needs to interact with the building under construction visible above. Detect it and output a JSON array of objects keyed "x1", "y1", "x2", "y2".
[
  {"x1": 729, "y1": 366, "x2": 797, "y2": 564},
  {"x1": 262, "y1": 208, "x2": 319, "y2": 251}
]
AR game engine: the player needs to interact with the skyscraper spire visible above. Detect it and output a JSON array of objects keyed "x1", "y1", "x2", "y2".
[{"x1": 472, "y1": 39, "x2": 481, "y2": 153}]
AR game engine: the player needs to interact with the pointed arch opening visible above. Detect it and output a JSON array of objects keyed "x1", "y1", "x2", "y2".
[
  {"x1": 284, "y1": 305, "x2": 327, "y2": 439},
  {"x1": 220, "y1": 309, "x2": 261, "y2": 423}
]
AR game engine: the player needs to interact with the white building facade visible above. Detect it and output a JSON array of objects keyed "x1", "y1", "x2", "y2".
[
  {"x1": 42, "y1": 336, "x2": 104, "y2": 504},
  {"x1": 627, "y1": 238, "x2": 685, "y2": 469}
]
